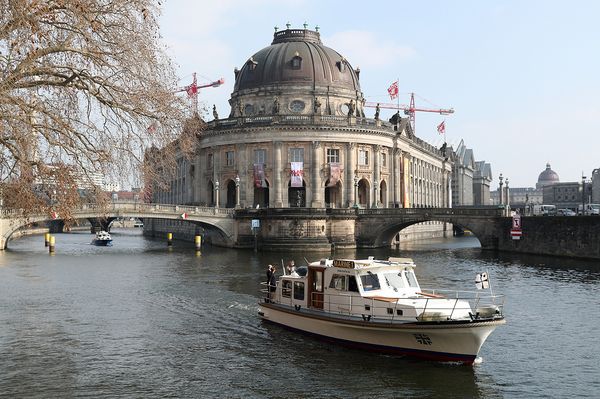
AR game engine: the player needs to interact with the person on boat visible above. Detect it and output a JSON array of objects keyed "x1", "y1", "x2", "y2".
[
  {"x1": 286, "y1": 260, "x2": 296, "y2": 275},
  {"x1": 266, "y1": 265, "x2": 273, "y2": 285},
  {"x1": 269, "y1": 266, "x2": 277, "y2": 295}
]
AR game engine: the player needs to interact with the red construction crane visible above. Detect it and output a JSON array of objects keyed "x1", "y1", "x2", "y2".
[
  {"x1": 365, "y1": 92, "x2": 454, "y2": 133},
  {"x1": 176, "y1": 72, "x2": 224, "y2": 115}
]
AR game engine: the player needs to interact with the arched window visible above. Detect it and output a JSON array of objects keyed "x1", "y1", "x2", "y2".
[{"x1": 291, "y1": 52, "x2": 302, "y2": 69}]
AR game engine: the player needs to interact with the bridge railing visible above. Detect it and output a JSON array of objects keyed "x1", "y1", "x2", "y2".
[
  {"x1": 78, "y1": 202, "x2": 235, "y2": 217},
  {"x1": 356, "y1": 207, "x2": 507, "y2": 217}
]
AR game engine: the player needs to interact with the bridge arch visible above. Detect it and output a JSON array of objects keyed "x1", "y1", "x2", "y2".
[
  {"x1": 355, "y1": 208, "x2": 505, "y2": 249},
  {"x1": 0, "y1": 203, "x2": 236, "y2": 249}
]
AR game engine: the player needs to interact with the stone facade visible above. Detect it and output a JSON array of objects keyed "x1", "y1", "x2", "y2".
[{"x1": 148, "y1": 28, "x2": 453, "y2": 249}]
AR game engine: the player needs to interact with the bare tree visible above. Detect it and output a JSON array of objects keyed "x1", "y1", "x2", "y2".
[{"x1": 0, "y1": 0, "x2": 195, "y2": 216}]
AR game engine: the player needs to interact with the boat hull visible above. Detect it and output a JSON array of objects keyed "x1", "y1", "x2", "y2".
[
  {"x1": 92, "y1": 240, "x2": 112, "y2": 246},
  {"x1": 259, "y1": 302, "x2": 504, "y2": 364}
]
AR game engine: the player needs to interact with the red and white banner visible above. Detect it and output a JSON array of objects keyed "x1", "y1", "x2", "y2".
[
  {"x1": 327, "y1": 162, "x2": 340, "y2": 187},
  {"x1": 253, "y1": 163, "x2": 267, "y2": 188},
  {"x1": 387, "y1": 80, "x2": 399, "y2": 100},
  {"x1": 180, "y1": 213, "x2": 188, "y2": 219},
  {"x1": 290, "y1": 162, "x2": 303, "y2": 187},
  {"x1": 437, "y1": 121, "x2": 445, "y2": 135}
]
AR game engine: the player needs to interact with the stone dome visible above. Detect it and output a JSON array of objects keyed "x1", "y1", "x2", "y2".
[
  {"x1": 536, "y1": 163, "x2": 559, "y2": 188},
  {"x1": 228, "y1": 28, "x2": 364, "y2": 118},
  {"x1": 233, "y1": 29, "x2": 361, "y2": 93}
]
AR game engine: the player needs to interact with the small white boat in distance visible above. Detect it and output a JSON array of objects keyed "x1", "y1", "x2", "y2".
[
  {"x1": 259, "y1": 257, "x2": 505, "y2": 364},
  {"x1": 91, "y1": 231, "x2": 113, "y2": 246}
]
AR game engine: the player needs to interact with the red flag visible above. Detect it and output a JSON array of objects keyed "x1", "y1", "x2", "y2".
[
  {"x1": 387, "y1": 81, "x2": 399, "y2": 100},
  {"x1": 185, "y1": 83, "x2": 197, "y2": 97},
  {"x1": 437, "y1": 121, "x2": 445, "y2": 134}
]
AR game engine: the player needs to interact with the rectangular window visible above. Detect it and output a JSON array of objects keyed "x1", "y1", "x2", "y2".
[
  {"x1": 382, "y1": 152, "x2": 387, "y2": 167},
  {"x1": 327, "y1": 148, "x2": 340, "y2": 163},
  {"x1": 282, "y1": 280, "x2": 292, "y2": 298},
  {"x1": 360, "y1": 274, "x2": 381, "y2": 291},
  {"x1": 359, "y1": 149, "x2": 369, "y2": 166},
  {"x1": 207, "y1": 153, "x2": 213, "y2": 169},
  {"x1": 254, "y1": 149, "x2": 266, "y2": 164},
  {"x1": 226, "y1": 151, "x2": 235, "y2": 166},
  {"x1": 293, "y1": 282, "x2": 305, "y2": 300},
  {"x1": 290, "y1": 147, "x2": 304, "y2": 163},
  {"x1": 329, "y1": 274, "x2": 347, "y2": 291}
]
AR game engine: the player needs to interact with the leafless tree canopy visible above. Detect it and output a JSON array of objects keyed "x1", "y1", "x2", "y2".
[{"x1": 0, "y1": 0, "x2": 193, "y2": 215}]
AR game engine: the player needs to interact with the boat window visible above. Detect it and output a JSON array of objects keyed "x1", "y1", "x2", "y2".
[
  {"x1": 329, "y1": 274, "x2": 347, "y2": 290},
  {"x1": 384, "y1": 272, "x2": 405, "y2": 291},
  {"x1": 404, "y1": 270, "x2": 418, "y2": 288},
  {"x1": 360, "y1": 273, "x2": 381, "y2": 291},
  {"x1": 282, "y1": 280, "x2": 292, "y2": 298},
  {"x1": 348, "y1": 276, "x2": 359, "y2": 292},
  {"x1": 293, "y1": 282, "x2": 305, "y2": 300}
]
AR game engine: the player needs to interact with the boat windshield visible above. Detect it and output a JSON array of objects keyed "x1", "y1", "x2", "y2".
[
  {"x1": 403, "y1": 270, "x2": 419, "y2": 288},
  {"x1": 383, "y1": 272, "x2": 406, "y2": 291},
  {"x1": 360, "y1": 273, "x2": 381, "y2": 291}
]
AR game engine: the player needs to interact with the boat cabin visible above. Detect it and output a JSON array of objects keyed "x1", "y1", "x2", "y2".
[{"x1": 274, "y1": 257, "x2": 436, "y2": 320}]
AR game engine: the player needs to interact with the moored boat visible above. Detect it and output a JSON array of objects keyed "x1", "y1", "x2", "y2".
[
  {"x1": 258, "y1": 257, "x2": 505, "y2": 364},
  {"x1": 91, "y1": 231, "x2": 113, "y2": 246}
]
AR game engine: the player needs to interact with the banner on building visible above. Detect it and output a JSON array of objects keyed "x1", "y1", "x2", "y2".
[
  {"x1": 290, "y1": 162, "x2": 304, "y2": 187},
  {"x1": 253, "y1": 163, "x2": 267, "y2": 188},
  {"x1": 327, "y1": 162, "x2": 341, "y2": 187}
]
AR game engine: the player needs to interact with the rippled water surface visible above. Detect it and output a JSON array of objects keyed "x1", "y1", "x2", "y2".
[{"x1": 1, "y1": 229, "x2": 599, "y2": 398}]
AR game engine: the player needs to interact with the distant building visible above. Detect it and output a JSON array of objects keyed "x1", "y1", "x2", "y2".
[
  {"x1": 491, "y1": 163, "x2": 557, "y2": 209},
  {"x1": 473, "y1": 161, "x2": 492, "y2": 206},
  {"x1": 543, "y1": 182, "x2": 584, "y2": 210},
  {"x1": 449, "y1": 140, "x2": 492, "y2": 206}
]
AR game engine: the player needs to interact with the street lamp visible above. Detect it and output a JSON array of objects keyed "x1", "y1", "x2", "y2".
[
  {"x1": 235, "y1": 175, "x2": 240, "y2": 208},
  {"x1": 353, "y1": 175, "x2": 359, "y2": 208},
  {"x1": 214, "y1": 180, "x2": 220, "y2": 208},
  {"x1": 582, "y1": 173, "x2": 587, "y2": 215},
  {"x1": 505, "y1": 178, "x2": 510, "y2": 208},
  {"x1": 498, "y1": 173, "x2": 504, "y2": 205}
]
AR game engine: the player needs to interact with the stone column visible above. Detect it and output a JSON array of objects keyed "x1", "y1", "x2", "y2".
[
  {"x1": 345, "y1": 142, "x2": 356, "y2": 207},
  {"x1": 372, "y1": 145, "x2": 380, "y2": 208},
  {"x1": 237, "y1": 144, "x2": 247, "y2": 207},
  {"x1": 274, "y1": 141, "x2": 283, "y2": 207},
  {"x1": 393, "y1": 148, "x2": 401, "y2": 208},
  {"x1": 311, "y1": 141, "x2": 323, "y2": 207}
]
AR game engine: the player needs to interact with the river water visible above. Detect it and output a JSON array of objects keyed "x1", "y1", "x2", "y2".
[{"x1": 1, "y1": 229, "x2": 599, "y2": 398}]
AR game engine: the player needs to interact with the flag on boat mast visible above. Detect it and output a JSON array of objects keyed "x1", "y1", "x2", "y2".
[{"x1": 475, "y1": 272, "x2": 489, "y2": 289}]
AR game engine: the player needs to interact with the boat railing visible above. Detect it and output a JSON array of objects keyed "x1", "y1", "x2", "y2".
[{"x1": 308, "y1": 290, "x2": 504, "y2": 322}]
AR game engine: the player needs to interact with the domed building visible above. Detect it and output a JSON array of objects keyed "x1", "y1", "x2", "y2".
[
  {"x1": 536, "y1": 163, "x2": 559, "y2": 189},
  {"x1": 150, "y1": 27, "x2": 453, "y2": 249}
]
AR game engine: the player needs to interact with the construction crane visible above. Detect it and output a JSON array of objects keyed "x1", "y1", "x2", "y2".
[
  {"x1": 365, "y1": 92, "x2": 454, "y2": 133},
  {"x1": 176, "y1": 72, "x2": 224, "y2": 115}
]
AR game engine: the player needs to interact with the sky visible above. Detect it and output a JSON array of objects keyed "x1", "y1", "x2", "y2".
[{"x1": 159, "y1": 0, "x2": 600, "y2": 188}]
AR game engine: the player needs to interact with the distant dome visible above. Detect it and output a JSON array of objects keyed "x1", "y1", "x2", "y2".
[{"x1": 536, "y1": 163, "x2": 559, "y2": 189}]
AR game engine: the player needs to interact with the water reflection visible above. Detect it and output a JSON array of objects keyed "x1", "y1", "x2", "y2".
[{"x1": 1, "y1": 232, "x2": 599, "y2": 397}]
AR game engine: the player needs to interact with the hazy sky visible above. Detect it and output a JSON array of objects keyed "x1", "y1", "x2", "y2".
[{"x1": 159, "y1": 0, "x2": 599, "y2": 188}]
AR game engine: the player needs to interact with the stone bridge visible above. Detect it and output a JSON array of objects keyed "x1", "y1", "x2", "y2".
[
  {"x1": 0, "y1": 202, "x2": 235, "y2": 249},
  {"x1": 3, "y1": 204, "x2": 599, "y2": 258}
]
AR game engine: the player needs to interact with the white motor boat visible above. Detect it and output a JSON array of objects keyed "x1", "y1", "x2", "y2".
[
  {"x1": 259, "y1": 257, "x2": 505, "y2": 364},
  {"x1": 91, "y1": 231, "x2": 113, "y2": 246}
]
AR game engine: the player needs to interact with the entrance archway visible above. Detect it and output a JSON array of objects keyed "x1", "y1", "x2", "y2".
[
  {"x1": 288, "y1": 179, "x2": 306, "y2": 207},
  {"x1": 324, "y1": 179, "x2": 342, "y2": 208},
  {"x1": 254, "y1": 180, "x2": 270, "y2": 208},
  {"x1": 358, "y1": 179, "x2": 370, "y2": 208},
  {"x1": 208, "y1": 181, "x2": 215, "y2": 206},
  {"x1": 226, "y1": 180, "x2": 236, "y2": 208},
  {"x1": 380, "y1": 180, "x2": 387, "y2": 208}
]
